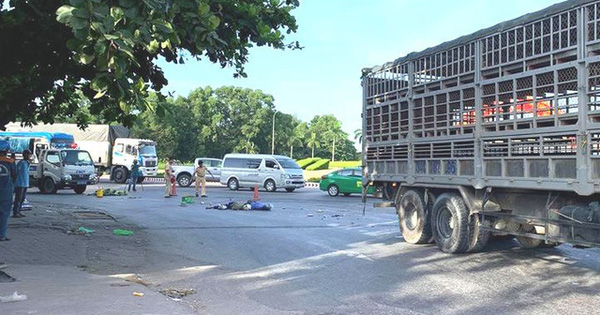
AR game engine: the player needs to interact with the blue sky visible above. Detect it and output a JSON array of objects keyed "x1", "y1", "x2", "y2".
[{"x1": 157, "y1": 0, "x2": 565, "y2": 140}]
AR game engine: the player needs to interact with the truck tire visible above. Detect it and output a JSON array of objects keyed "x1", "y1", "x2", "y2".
[
  {"x1": 467, "y1": 214, "x2": 490, "y2": 253},
  {"x1": 177, "y1": 173, "x2": 192, "y2": 187},
  {"x1": 397, "y1": 190, "x2": 432, "y2": 244},
  {"x1": 41, "y1": 177, "x2": 58, "y2": 194},
  {"x1": 73, "y1": 185, "x2": 87, "y2": 194},
  {"x1": 227, "y1": 178, "x2": 239, "y2": 190},
  {"x1": 112, "y1": 167, "x2": 127, "y2": 184},
  {"x1": 515, "y1": 225, "x2": 543, "y2": 248},
  {"x1": 431, "y1": 193, "x2": 470, "y2": 254},
  {"x1": 264, "y1": 179, "x2": 277, "y2": 192}
]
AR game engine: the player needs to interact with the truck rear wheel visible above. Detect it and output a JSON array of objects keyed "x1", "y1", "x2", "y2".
[
  {"x1": 112, "y1": 167, "x2": 127, "y2": 184},
  {"x1": 397, "y1": 190, "x2": 432, "y2": 244},
  {"x1": 41, "y1": 177, "x2": 58, "y2": 194},
  {"x1": 431, "y1": 193, "x2": 470, "y2": 253},
  {"x1": 467, "y1": 214, "x2": 490, "y2": 253}
]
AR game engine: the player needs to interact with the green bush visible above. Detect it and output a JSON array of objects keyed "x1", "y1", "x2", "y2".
[
  {"x1": 297, "y1": 157, "x2": 320, "y2": 169},
  {"x1": 329, "y1": 161, "x2": 361, "y2": 168},
  {"x1": 306, "y1": 159, "x2": 330, "y2": 170}
]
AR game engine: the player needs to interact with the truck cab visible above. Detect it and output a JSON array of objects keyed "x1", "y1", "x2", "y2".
[
  {"x1": 34, "y1": 149, "x2": 96, "y2": 194},
  {"x1": 111, "y1": 138, "x2": 158, "y2": 183}
]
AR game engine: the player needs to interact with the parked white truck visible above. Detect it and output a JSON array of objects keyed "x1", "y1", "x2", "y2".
[
  {"x1": 0, "y1": 132, "x2": 96, "y2": 194},
  {"x1": 33, "y1": 148, "x2": 96, "y2": 194},
  {"x1": 5, "y1": 123, "x2": 158, "y2": 183}
]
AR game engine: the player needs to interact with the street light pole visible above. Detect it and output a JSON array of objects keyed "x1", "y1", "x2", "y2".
[{"x1": 271, "y1": 110, "x2": 278, "y2": 155}]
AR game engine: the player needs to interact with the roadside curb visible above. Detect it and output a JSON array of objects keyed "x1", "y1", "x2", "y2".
[
  {"x1": 305, "y1": 182, "x2": 319, "y2": 188},
  {"x1": 142, "y1": 177, "x2": 320, "y2": 189}
]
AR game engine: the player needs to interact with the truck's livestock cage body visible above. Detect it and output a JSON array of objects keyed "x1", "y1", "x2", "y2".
[{"x1": 362, "y1": 0, "x2": 600, "y2": 253}]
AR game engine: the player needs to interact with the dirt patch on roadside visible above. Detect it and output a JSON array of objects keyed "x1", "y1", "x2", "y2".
[{"x1": 3, "y1": 202, "x2": 150, "y2": 275}]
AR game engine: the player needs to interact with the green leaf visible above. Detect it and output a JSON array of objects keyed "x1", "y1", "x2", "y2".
[
  {"x1": 146, "y1": 39, "x2": 159, "y2": 53},
  {"x1": 79, "y1": 53, "x2": 95, "y2": 65},
  {"x1": 208, "y1": 15, "x2": 220, "y2": 29},
  {"x1": 93, "y1": 89, "x2": 107, "y2": 99},
  {"x1": 56, "y1": 5, "x2": 76, "y2": 24},
  {"x1": 94, "y1": 41, "x2": 107, "y2": 55},
  {"x1": 198, "y1": 3, "x2": 210, "y2": 15},
  {"x1": 160, "y1": 40, "x2": 171, "y2": 50},
  {"x1": 70, "y1": 17, "x2": 89, "y2": 30},
  {"x1": 110, "y1": 7, "x2": 125, "y2": 24}
]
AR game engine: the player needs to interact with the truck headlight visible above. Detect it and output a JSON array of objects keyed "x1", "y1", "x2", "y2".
[
  {"x1": 283, "y1": 174, "x2": 291, "y2": 179},
  {"x1": 62, "y1": 175, "x2": 72, "y2": 181}
]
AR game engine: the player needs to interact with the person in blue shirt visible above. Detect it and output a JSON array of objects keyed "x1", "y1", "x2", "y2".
[
  {"x1": 0, "y1": 139, "x2": 16, "y2": 241},
  {"x1": 12, "y1": 149, "x2": 31, "y2": 218},
  {"x1": 127, "y1": 160, "x2": 140, "y2": 192}
]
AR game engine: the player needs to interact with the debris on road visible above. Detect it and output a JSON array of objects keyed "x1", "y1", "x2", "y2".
[
  {"x1": 0, "y1": 271, "x2": 16, "y2": 283},
  {"x1": 92, "y1": 188, "x2": 127, "y2": 197},
  {"x1": 133, "y1": 292, "x2": 144, "y2": 297},
  {"x1": 206, "y1": 200, "x2": 272, "y2": 211},
  {"x1": 159, "y1": 288, "x2": 196, "y2": 299},
  {"x1": 78, "y1": 227, "x2": 95, "y2": 234},
  {"x1": 0, "y1": 291, "x2": 27, "y2": 303},
  {"x1": 307, "y1": 213, "x2": 314, "y2": 217},
  {"x1": 180, "y1": 195, "x2": 195, "y2": 206},
  {"x1": 67, "y1": 226, "x2": 95, "y2": 236},
  {"x1": 113, "y1": 229, "x2": 134, "y2": 236}
]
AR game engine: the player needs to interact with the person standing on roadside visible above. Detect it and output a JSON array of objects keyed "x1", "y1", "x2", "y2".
[
  {"x1": 0, "y1": 140, "x2": 16, "y2": 241},
  {"x1": 194, "y1": 160, "x2": 213, "y2": 197},
  {"x1": 12, "y1": 149, "x2": 31, "y2": 218},
  {"x1": 164, "y1": 158, "x2": 174, "y2": 198},
  {"x1": 128, "y1": 160, "x2": 140, "y2": 192}
]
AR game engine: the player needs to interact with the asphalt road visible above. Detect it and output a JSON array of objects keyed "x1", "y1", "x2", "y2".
[{"x1": 26, "y1": 182, "x2": 600, "y2": 315}]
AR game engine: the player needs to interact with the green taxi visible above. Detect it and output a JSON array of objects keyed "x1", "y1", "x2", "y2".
[{"x1": 319, "y1": 167, "x2": 373, "y2": 197}]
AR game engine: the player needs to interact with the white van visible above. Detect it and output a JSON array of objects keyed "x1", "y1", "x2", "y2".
[{"x1": 220, "y1": 154, "x2": 305, "y2": 192}]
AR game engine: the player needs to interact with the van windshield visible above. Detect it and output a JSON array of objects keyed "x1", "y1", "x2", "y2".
[{"x1": 276, "y1": 158, "x2": 301, "y2": 169}]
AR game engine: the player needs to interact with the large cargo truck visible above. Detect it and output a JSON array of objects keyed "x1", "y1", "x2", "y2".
[
  {"x1": 362, "y1": 0, "x2": 600, "y2": 253},
  {"x1": 5, "y1": 123, "x2": 158, "y2": 183},
  {"x1": 0, "y1": 132, "x2": 96, "y2": 194}
]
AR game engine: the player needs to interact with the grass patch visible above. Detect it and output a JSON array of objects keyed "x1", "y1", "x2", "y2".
[
  {"x1": 306, "y1": 159, "x2": 329, "y2": 170},
  {"x1": 329, "y1": 161, "x2": 361, "y2": 168},
  {"x1": 297, "y1": 157, "x2": 320, "y2": 169}
]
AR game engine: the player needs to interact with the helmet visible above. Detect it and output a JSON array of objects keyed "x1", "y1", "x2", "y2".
[{"x1": 0, "y1": 139, "x2": 9, "y2": 152}]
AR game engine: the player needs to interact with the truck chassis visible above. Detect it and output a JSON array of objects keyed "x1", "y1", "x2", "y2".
[{"x1": 363, "y1": 0, "x2": 600, "y2": 253}]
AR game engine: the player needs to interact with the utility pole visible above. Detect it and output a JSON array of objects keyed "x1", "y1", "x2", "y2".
[{"x1": 271, "y1": 110, "x2": 277, "y2": 155}]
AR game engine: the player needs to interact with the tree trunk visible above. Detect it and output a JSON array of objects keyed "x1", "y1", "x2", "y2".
[
  {"x1": 290, "y1": 145, "x2": 293, "y2": 158},
  {"x1": 311, "y1": 144, "x2": 314, "y2": 158}
]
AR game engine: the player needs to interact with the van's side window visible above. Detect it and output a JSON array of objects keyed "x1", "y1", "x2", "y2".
[
  {"x1": 223, "y1": 158, "x2": 261, "y2": 169},
  {"x1": 247, "y1": 159, "x2": 261, "y2": 169},
  {"x1": 265, "y1": 160, "x2": 277, "y2": 169}
]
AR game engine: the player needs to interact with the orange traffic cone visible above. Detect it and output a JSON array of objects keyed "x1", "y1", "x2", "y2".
[
  {"x1": 171, "y1": 176, "x2": 177, "y2": 196},
  {"x1": 253, "y1": 184, "x2": 260, "y2": 201}
]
